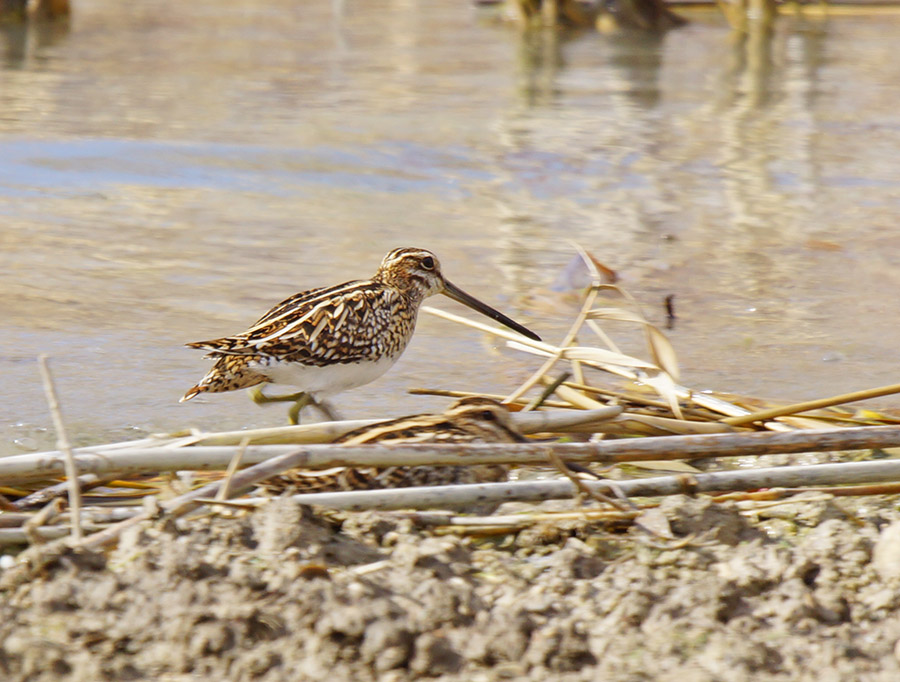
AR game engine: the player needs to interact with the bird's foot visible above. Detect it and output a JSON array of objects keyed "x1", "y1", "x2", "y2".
[
  {"x1": 287, "y1": 396, "x2": 313, "y2": 425},
  {"x1": 249, "y1": 386, "x2": 313, "y2": 425},
  {"x1": 309, "y1": 398, "x2": 342, "y2": 422}
]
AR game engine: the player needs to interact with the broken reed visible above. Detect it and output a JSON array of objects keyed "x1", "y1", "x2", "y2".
[
  {"x1": 6, "y1": 424, "x2": 900, "y2": 485},
  {"x1": 7, "y1": 457, "x2": 900, "y2": 549}
]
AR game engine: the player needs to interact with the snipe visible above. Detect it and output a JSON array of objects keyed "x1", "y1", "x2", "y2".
[
  {"x1": 263, "y1": 397, "x2": 522, "y2": 493},
  {"x1": 181, "y1": 248, "x2": 540, "y2": 423}
]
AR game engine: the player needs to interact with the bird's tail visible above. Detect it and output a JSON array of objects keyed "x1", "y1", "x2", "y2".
[
  {"x1": 179, "y1": 384, "x2": 205, "y2": 403},
  {"x1": 179, "y1": 355, "x2": 268, "y2": 403}
]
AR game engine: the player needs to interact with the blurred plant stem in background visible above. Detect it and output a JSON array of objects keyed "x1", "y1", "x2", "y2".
[
  {"x1": 718, "y1": 0, "x2": 778, "y2": 32},
  {"x1": 0, "y1": 0, "x2": 69, "y2": 24},
  {"x1": 507, "y1": 0, "x2": 687, "y2": 31}
]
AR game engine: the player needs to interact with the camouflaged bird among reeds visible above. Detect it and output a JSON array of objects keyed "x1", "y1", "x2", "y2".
[
  {"x1": 260, "y1": 397, "x2": 523, "y2": 493},
  {"x1": 181, "y1": 248, "x2": 540, "y2": 423}
]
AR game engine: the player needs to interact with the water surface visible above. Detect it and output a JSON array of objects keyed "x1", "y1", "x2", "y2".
[{"x1": 3, "y1": 1, "x2": 900, "y2": 453}]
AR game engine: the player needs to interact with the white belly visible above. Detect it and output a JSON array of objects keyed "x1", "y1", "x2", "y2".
[{"x1": 250, "y1": 355, "x2": 399, "y2": 397}]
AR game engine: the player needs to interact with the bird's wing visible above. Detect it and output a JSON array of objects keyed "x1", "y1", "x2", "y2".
[{"x1": 186, "y1": 280, "x2": 411, "y2": 366}]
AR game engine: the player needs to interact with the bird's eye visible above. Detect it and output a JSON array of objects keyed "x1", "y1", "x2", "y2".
[
  {"x1": 481, "y1": 410, "x2": 496, "y2": 421},
  {"x1": 421, "y1": 256, "x2": 435, "y2": 270}
]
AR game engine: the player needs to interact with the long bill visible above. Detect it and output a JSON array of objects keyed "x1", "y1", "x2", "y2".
[{"x1": 441, "y1": 280, "x2": 541, "y2": 342}]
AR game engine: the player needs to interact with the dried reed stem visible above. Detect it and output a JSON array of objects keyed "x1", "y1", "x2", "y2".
[
  {"x1": 721, "y1": 382, "x2": 900, "y2": 426},
  {"x1": 524, "y1": 372, "x2": 570, "y2": 411},
  {"x1": 273, "y1": 458, "x2": 900, "y2": 511},
  {"x1": 22, "y1": 498, "x2": 64, "y2": 545},
  {"x1": 14, "y1": 474, "x2": 106, "y2": 511},
  {"x1": 505, "y1": 283, "x2": 601, "y2": 405},
  {"x1": 423, "y1": 306, "x2": 551, "y2": 350},
  {"x1": 183, "y1": 418, "x2": 384, "y2": 447},
  {"x1": 0, "y1": 525, "x2": 108, "y2": 546},
  {"x1": 396, "y1": 508, "x2": 638, "y2": 528},
  {"x1": 217, "y1": 437, "x2": 250, "y2": 501},
  {"x1": 14, "y1": 457, "x2": 900, "y2": 547},
  {"x1": 410, "y1": 387, "x2": 572, "y2": 409},
  {"x1": 78, "y1": 445, "x2": 315, "y2": 549},
  {"x1": 7, "y1": 425, "x2": 900, "y2": 484},
  {"x1": 37, "y1": 355, "x2": 82, "y2": 542},
  {"x1": 558, "y1": 379, "x2": 719, "y2": 420},
  {"x1": 545, "y1": 448, "x2": 632, "y2": 511}
]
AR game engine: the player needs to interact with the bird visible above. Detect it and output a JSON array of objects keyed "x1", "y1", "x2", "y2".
[
  {"x1": 180, "y1": 247, "x2": 540, "y2": 423},
  {"x1": 261, "y1": 396, "x2": 524, "y2": 493}
]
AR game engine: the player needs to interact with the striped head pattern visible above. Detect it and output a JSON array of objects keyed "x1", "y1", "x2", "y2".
[
  {"x1": 373, "y1": 246, "x2": 541, "y2": 342},
  {"x1": 442, "y1": 396, "x2": 526, "y2": 443},
  {"x1": 372, "y1": 248, "x2": 446, "y2": 303}
]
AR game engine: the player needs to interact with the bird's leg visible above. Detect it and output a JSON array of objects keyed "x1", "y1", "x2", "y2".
[
  {"x1": 249, "y1": 386, "x2": 312, "y2": 425},
  {"x1": 286, "y1": 394, "x2": 314, "y2": 425},
  {"x1": 307, "y1": 397, "x2": 342, "y2": 422},
  {"x1": 249, "y1": 385, "x2": 307, "y2": 405}
]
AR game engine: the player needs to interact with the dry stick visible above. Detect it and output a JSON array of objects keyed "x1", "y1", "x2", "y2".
[
  {"x1": 559, "y1": 379, "x2": 719, "y2": 420},
  {"x1": 505, "y1": 282, "x2": 602, "y2": 405},
  {"x1": 396, "y1": 508, "x2": 638, "y2": 528},
  {"x1": 0, "y1": 513, "x2": 33, "y2": 528},
  {"x1": 508, "y1": 336, "x2": 753, "y2": 420},
  {"x1": 585, "y1": 318, "x2": 623, "y2": 355},
  {"x1": 182, "y1": 418, "x2": 384, "y2": 447},
  {"x1": 805, "y1": 482, "x2": 900, "y2": 497},
  {"x1": 0, "y1": 526, "x2": 106, "y2": 545},
  {"x1": 191, "y1": 498, "x2": 261, "y2": 511},
  {"x1": 524, "y1": 371, "x2": 571, "y2": 411},
  {"x1": 545, "y1": 449, "x2": 632, "y2": 512},
  {"x1": 426, "y1": 305, "x2": 749, "y2": 421},
  {"x1": 17, "y1": 455, "x2": 900, "y2": 546},
  {"x1": 410, "y1": 387, "x2": 572, "y2": 409},
  {"x1": 77, "y1": 445, "x2": 317, "y2": 549},
  {"x1": 721, "y1": 382, "x2": 900, "y2": 427},
  {"x1": 9, "y1": 424, "x2": 900, "y2": 484},
  {"x1": 712, "y1": 482, "x2": 900, "y2": 502},
  {"x1": 572, "y1": 358, "x2": 586, "y2": 393},
  {"x1": 216, "y1": 437, "x2": 250, "y2": 502},
  {"x1": 19, "y1": 401, "x2": 620, "y2": 462},
  {"x1": 22, "y1": 498, "x2": 64, "y2": 545},
  {"x1": 514, "y1": 405, "x2": 624, "y2": 432},
  {"x1": 14, "y1": 474, "x2": 106, "y2": 510},
  {"x1": 25, "y1": 458, "x2": 900, "y2": 545},
  {"x1": 423, "y1": 306, "x2": 552, "y2": 351},
  {"x1": 37, "y1": 355, "x2": 83, "y2": 542},
  {"x1": 276, "y1": 458, "x2": 900, "y2": 511},
  {"x1": 0, "y1": 505, "x2": 139, "y2": 533}
]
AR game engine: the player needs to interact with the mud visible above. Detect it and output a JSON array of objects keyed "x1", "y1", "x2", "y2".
[{"x1": 3, "y1": 494, "x2": 900, "y2": 681}]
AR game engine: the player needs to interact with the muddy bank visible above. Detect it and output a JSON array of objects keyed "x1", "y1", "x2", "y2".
[{"x1": 3, "y1": 494, "x2": 900, "y2": 681}]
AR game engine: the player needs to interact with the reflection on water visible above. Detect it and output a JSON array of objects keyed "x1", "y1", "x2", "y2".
[
  {"x1": 0, "y1": 17, "x2": 69, "y2": 68},
  {"x1": 3, "y1": 1, "x2": 900, "y2": 454}
]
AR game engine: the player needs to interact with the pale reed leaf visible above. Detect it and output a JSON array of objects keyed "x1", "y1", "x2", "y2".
[
  {"x1": 609, "y1": 413, "x2": 733, "y2": 435},
  {"x1": 549, "y1": 382, "x2": 610, "y2": 410},
  {"x1": 643, "y1": 371, "x2": 683, "y2": 420},
  {"x1": 644, "y1": 324, "x2": 680, "y2": 380},
  {"x1": 560, "y1": 346, "x2": 659, "y2": 370},
  {"x1": 587, "y1": 308, "x2": 680, "y2": 380},
  {"x1": 586, "y1": 308, "x2": 647, "y2": 323}
]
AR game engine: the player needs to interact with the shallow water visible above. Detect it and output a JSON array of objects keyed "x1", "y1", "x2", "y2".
[{"x1": 3, "y1": 1, "x2": 900, "y2": 454}]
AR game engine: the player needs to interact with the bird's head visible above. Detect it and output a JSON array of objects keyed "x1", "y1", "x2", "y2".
[{"x1": 374, "y1": 247, "x2": 541, "y2": 341}]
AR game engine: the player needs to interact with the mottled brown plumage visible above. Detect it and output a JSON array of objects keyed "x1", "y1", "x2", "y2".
[
  {"x1": 261, "y1": 397, "x2": 523, "y2": 493},
  {"x1": 180, "y1": 248, "x2": 540, "y2": 421}
]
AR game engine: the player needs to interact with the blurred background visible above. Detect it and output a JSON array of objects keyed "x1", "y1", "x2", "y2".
[{"x1": 3, "y1": 0, "x2": 900, "y2": 454}]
